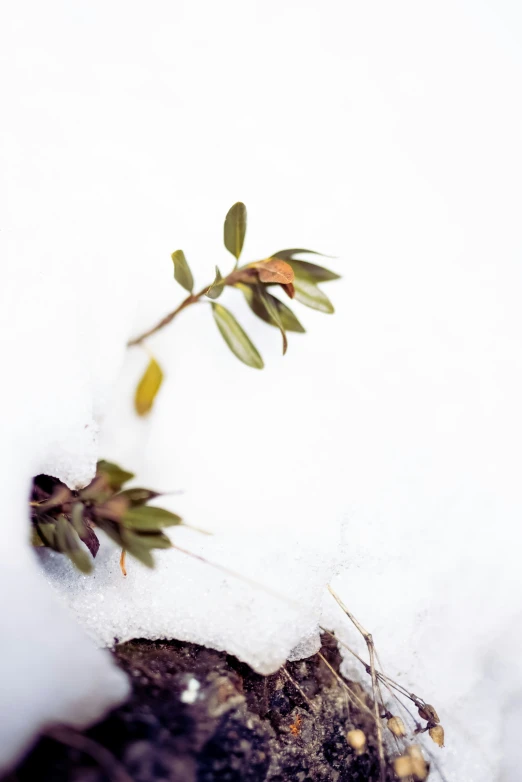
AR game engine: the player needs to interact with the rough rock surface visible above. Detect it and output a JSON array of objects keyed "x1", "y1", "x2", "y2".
[{"x1": 5, "y1": 635, "x2": 395, "y2": 781}]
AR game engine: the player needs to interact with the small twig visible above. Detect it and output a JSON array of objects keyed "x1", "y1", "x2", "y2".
[
  {"x1": 328, "y1": 586, "x2": 386, "y2": 782},
  {"x1": 322, "y1": 625, "x2": 431, "y2": 754},
  {"x1": 317, "y1": 651, "x2": 376, "y2": 722},
  {"x1": 126, "y1": 264, "x2": 260, "y2": 347},
  {"x1": 127, "y1": 287, "x2": 207, "y2": 347},
  {"x1": 46, "y1": 725, "x2": 134, "y2": 782},
  {"x1": 320, "y1": 626, "x2": 419, "y2": 730},
  {"x1": 282, "y1": 665, "x2": 316, "y2": 711}
]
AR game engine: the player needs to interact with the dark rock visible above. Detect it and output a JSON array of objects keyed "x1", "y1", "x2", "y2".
[{"x1": 6, "y1": 635, "x2": 395, "y2": 781}]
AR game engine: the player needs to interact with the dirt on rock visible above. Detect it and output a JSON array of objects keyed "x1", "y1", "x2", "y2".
[{"x1": 5, "y1": 634, "x2": 396, "y2": 782}]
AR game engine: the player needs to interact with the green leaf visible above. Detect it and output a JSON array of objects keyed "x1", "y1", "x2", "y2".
[
  {"x1": 293, "y1": 279, "x2": 334, "y2": 314},
  {"x1": 31, "y1": 527, "x2": 46, "y2": 547},
  {"x1": 67, "y1": 547, "x2": 94, "y2": 574},
  {"x1": 211, "y1": 302, "x2": 264, "y2": 369},
  {"x1": 131, "y1": 531, "x2": 172, "y2": 550},
  {"x1": 286, "y1": 259, "x2": 340, "y2": 283},
  {"x1": 205, "y1": 266, "x2": 225, "y2": 299},
  {"x1": 270, "y1": 248, "x2": 333, "y2": 261},
  {"x1": 117, "y1": 488, "x2": 161, "y2": 506},
  {"x1": 237, "y1": 284, "x2": 305, "y2": 334},
  {"x1": 54, "y1": 514, "x2": 76, "y2": 551},
  {"x1": 224, "y1": 202, "x2": 247, "y2": 261},
  {"x1": 257, "y1": 287, "x2": 288, "y2": 355},
  {"x1": 95, "y1": 518, "x2": 124, "y2": 547},
  {"x1": 171, "y1": 250, "x2": 194, "y2": 293},
  {"x1": 36, "y1": 521, "x2": 56, "y2": 548},
  {"x1": 122, "y1": 505, "x2": 183, "y2": 531},
  {"x1": 55, "y1": 515, "x2": 93, "y2": 574},
  {"x1": 70, "y1": 502, "x2": 86, "y2": 535},
  {"x1": 120, "y1": 531, "x2": 155, "y2": 568},
  {"x1": 96, "y1": 461, "x2": 135, "y2": 490},
  {"x1": 134, "y1": 357, "x2": 164, "y2": 416}
]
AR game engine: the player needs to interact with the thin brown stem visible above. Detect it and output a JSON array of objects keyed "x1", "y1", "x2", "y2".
[
  {"x1": 319, "y1": 626, "x2": 418, "y2": 728},
  {"x1": 328, "y1": 586, "x2": 386, "y2": 782},
  {"x1": 127, "y1": 285, "x2": 209, "y2": 347},
  {"x1": 317, "y1": 652, "x2": 376, "y2": 721},
  {"x1": 126, "y1": 265, "x2": 259, "y2": 347},
  {"x1": 282, "y1": 665, "x2": 316, "y2": 711}
]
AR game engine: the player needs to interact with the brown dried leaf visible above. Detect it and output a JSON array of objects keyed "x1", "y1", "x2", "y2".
[{"x1": 252, "y1": 259, "x2": 295, "y2": 285}]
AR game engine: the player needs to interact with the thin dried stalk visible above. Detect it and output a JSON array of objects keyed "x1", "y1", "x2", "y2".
[{"x1": 328, "y1": 586, "x2": 386, "y2": 782}]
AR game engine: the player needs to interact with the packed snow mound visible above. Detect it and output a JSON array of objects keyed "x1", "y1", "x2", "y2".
[
  {"x1": 42, "y1": 525, "x2": 341, "y2": 676},
  {"x1": 2, "y1": 1, "x2": 522, "y2": 780}
]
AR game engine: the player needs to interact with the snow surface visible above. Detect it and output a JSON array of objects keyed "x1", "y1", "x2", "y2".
[
  {"x1": 2, "y1": 0, "x2": 522, "y2": 779},
  {"x1": 41, "y1": 526, "x2": 340, "y2": 675}
]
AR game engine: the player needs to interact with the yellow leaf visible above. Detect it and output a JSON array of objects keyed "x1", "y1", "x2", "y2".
[{"x1": 134, "y1": 358, "x2": 164, "y2": 416}]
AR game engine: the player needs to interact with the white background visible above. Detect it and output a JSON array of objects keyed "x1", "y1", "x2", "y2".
[{"x1": 2, "y1": 1, "x2": 522, "y2": 779}]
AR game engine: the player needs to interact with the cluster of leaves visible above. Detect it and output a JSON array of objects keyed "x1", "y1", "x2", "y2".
[
  {"x1": 30, "y1": 461, "x2": 181, "y2": 573},
  {"x1": 31, "y1": 204, "x2": 340, "y2": 572},
  {"x1": 134, "y1": 202, "x2": 340, "y2": 415}
]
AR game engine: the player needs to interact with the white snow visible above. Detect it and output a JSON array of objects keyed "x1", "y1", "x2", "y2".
[
  {"x1": 2, "y1": 0, "x2": 522, "y2": 779},
  {"x1": 41, "y1": 525, "x2": 340, "y2": 676}
]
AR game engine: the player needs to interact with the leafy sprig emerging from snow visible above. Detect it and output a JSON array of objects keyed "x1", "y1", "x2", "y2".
[
  {"x1": 30, "y1": 461, "x2": 180, "y2": 573},
  {"x1": 129, "y1": 202, "x2": 340, "y2": 415},
  {"x1": 30, "y1": 203, "x2": 340, "y2": 574}
]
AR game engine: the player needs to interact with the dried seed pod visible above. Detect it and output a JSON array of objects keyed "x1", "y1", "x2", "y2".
[
  {"x1": 393, "y1": 755, "x2": 414, "y2": 778},
  {"x1": 418, "y1": 703, "x2": 439, "y2": 723},
  {"x1": 407, "y1": 744, "x2": 429, "y2": 780},
  {"x1": 387, "y1": 715, "x2": 407, "y2": 738},
  {"x1": 346, "y1": 729, "x2": 366, "y2": 755},
  {"x1": 429, "y1": 724, "x2": 445, "y2": 747}
]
